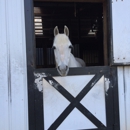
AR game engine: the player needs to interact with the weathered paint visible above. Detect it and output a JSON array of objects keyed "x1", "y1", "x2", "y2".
[
  {"x1": 0, "y1": 0, "x2": 28, "y2": 130},
  {"x1": 34, "y1": 72, "x2": 48, "y2": 91},
  {"x1": 104, "y1": 78, "x2": 110, "y2": 95},
  {"x1": 112, "y1": 0, "x2": 130, "y2": 64}
]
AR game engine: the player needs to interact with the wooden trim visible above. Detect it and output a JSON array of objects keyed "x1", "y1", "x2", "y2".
[
  {"x1": 103, "y1": 0, "x2": 108, "y2": 65},
  {"x1": 124, "y1": 67, "x2": 130, "y2": 130},
  {"x1": 117, "y1": 67, "x2": 126, "y2": 130}
]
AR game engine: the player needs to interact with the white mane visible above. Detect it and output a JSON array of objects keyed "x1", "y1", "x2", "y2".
[{"x1": 54, "y1": 34, "x2": 70, "y2": 47}]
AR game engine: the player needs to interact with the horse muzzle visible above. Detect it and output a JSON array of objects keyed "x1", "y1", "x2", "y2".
[{"x1": 57, "y1": 64, "x2": 69, "y2": 76}]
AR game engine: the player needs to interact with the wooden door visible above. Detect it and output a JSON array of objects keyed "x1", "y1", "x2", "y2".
[
  {"x1": 33, "y1": 67, "x2": 120, "y2": 130},
  {"x1": 24, "y1": 0, "x2": 120, "y2": 129}
]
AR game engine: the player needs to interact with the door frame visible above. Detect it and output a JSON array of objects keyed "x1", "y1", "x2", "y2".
[{"x1": 24, "y1": 0, "x2": 119, "y2": 129}]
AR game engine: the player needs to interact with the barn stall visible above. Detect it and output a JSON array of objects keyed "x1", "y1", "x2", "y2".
[{"x1": 0, "y1": 0, "x2": 130, "y2": 130}]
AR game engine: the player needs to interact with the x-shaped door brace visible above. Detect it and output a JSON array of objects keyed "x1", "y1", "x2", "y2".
[{"x1": 44, "y1": 73, "x2": 106, "y2": 130}]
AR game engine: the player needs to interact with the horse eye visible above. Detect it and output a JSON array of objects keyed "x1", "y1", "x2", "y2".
[
  {"x1": 52, "y1": 46, "x2": 56, "y2": 50},
  {"x1": 69, "y1": 45, "x2": 73, "y2": 49}
]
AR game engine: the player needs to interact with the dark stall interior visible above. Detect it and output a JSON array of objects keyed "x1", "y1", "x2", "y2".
[{"x1": 34, "y1": 1, "x2": 108, "y2": 68}]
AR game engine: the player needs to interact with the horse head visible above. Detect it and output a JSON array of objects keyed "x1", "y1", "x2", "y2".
[{"x1": 52, "y1": 26, "x2": 73, "y2": 76}]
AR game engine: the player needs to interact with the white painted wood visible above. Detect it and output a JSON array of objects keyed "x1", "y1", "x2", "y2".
[
  {"x1": 80, "y1": 76, "x2": 106, "y2": 126},
  {"x1": 43, "y1": 78, "x2": 70, "y2": 130},
  {"x1": 53, "y1": 75, "x2": 94, "y2": 97},
  {"x1": 0, "y1": 1, "x2": 9, "y2": 130},
  {"x1": 0, "y1": 0, "x2": 28, "y2": 130},
  {"x1": 58, "y1": 108, "x2": 96, "y2": 130},
  {"x1": 112, "y1": 0, "x2": 130, "y2": 64},
  {"x1": 43, "y1": 75, "x2": 107, "y2": 130},
  {"x1": 117, "y1": 67, "x2": 126, "y2": 130},
  {"x1": 124, "y1": 67, "x2": 130, "y2": 130}
]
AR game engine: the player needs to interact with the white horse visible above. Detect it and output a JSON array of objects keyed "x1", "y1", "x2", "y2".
[{"x1": 53, "y1": 26, "x2": 85, "y2": 76}]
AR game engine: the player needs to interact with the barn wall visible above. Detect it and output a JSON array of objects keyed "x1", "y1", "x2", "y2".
[
  {"x1": 118, "y1": 66, "x2": 130, "y2": 130},
  {"x1": 0, "y1": 0, "x2": 28, "y2": 130},
  {"x1": 0, "y1": 0, "x2": 130, "y2": 130}
]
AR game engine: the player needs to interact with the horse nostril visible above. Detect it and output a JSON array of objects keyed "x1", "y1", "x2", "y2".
[
  {"x1": 66, "y1": 66, "x2": 68, "y2": 71},
  {"x1": 58, "y1": 66, "x2": 60, "y2": 71},
  {"x1": 57, "y1": 65, "x2": 69, "y2": 76}
]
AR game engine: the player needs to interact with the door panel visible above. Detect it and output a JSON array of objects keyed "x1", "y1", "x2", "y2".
[
  {"x1": 33, "y1": 67, "x2": 120, "y2": 130},
  {"x1": 111, "y1": 0, "x2": 130, "y2": 65}
]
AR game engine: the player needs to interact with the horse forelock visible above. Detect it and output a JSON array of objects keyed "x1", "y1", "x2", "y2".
[{"x1": 53, "y1": 34, "x2": 71, "y2": 46}]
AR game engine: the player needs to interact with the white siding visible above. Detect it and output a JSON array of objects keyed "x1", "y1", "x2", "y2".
[
  {"x1": 0, "y1": 1, "x2": 9, "y2": 130},
  {"x1": 0, "y1": 0, "x2": 28, "y2": 130},
  {"x1": 124, "y1": 67, "x2": 130, "y2": 130},
  {"x1": 112, "y1": 0, "x2": 130, "y2": 64},
  {"x1": 118, "y1": 67, "x2": 130, "y2": 130}
]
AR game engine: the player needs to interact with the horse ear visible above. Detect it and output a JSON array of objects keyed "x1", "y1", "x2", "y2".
[
  {"x1": 64, "y1": 25, "x2": 69, "y2": 36},
  {"x1": 54, "y1": 26, "x2": 59, "y2": 36}
]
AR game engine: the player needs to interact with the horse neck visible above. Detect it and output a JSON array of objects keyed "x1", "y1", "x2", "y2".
[{"x1": 68, "y1": 53, "x2": 81, "y2": 67}]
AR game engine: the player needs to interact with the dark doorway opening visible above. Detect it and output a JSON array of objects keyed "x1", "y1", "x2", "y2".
[{"x1": 34, "y1": 1, "x2": 108, "y2": 68}]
